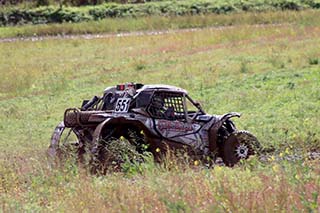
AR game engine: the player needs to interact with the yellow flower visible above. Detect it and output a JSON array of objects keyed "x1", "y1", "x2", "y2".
[
  {"x1": 295, "y1": 174, "x2": 300, "y2": 180},
  {"x1": 194, "y1": 160, "x2": 200, "y2": 166},
  {"x1": 272, "y1": 164, "x2": 280, "y2": 173},
  {"x1": 120, "y1": 136, "x2": 125, "y2": 140},
  {"x1": 140, "y1": 130, "x2": 144, "y2": 135},
  {"x1": 215, "y1": 166, "x2": 222, "y2": 172},
  {"x1": 279, "y1": 152, "x2": 284, "y2": 157},
  {"x1": 155, "y1": 148, "x2": 160, "y2": 153},
  {"x1": 285, "y1": 147, "x2": 290, "y2": 155},
  {"x1": 269, "y1": 155, "x2": 275, "y2": 162}
]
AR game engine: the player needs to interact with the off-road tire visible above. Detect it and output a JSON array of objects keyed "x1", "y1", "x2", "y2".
[
  {"x1": 48, "y1": 122, "x2": 87, "y2": 165},
  {"x1": 221, "y1": 130, "x2": 261, "y2": 167}
]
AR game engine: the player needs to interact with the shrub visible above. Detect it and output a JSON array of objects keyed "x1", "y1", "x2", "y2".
[{"x1": 308, "y1": 57, "x2": 319, "y2": 65}]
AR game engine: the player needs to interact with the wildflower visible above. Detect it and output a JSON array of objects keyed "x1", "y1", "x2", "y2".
[
  {"x1": 140, "y1": 130, "x2": 144, "y2": 135},
  {"x1": 215, "y1": 166, "x2": 222, "y2": 172},
  {"x1": 285, "y1": 147, "x2": 290, "y2": 155},
  {"x1": 272, "y1": 164, "x2": 280, "y2": 173},
  {"x1": 295, "y1": 174, "x2": 300, "y2": 180},
  {"x1": 269, "y1": 155, "x2": 275, "y2": 162},
  {"x1": 279, "y1": 152, "x2": 284, "y2": 157},
  {"x1": 120, "y1": 136, "x2": 125, "y2": 140},
  {"x1": 194, "y1": 160, "x2": 200, "y2": 166},
  {"x1": 155, "y1": 148, "x2": 160, "y2": 153}
]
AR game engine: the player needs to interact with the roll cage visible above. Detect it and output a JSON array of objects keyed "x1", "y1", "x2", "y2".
[
  {"x1": 131, "y1": 89, "x2": 205, "y2": 122},
  {"x1": 80, "y1": 84, "x2": 205, "y2": 123}
]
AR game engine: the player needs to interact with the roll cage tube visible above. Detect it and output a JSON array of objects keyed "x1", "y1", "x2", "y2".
[
  {"x1": 185, "y1": 94, "x2": 205, "y2": 113},
  {"x1": 130, "y1": 90, "x2": 155, "y2": 110},
  {"x1": 185, "y1": 94, "x2": 205, "y2": 122}
]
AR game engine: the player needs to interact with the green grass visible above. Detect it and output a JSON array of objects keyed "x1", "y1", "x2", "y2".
[{"x1": 0, "y1": 12, "x2": 320, "y2": 211}]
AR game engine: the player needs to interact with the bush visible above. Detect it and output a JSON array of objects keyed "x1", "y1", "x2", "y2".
[
  {"x1": 0, "y1": 6, "x2": 93, "y2": 26},
  {"x1": 308, "y1": 57, "x2": 319, "y2": 65}
]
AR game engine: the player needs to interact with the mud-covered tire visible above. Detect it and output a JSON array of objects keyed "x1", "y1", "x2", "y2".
[
  {"x1": 48, "y1": 122, "x2": 87, "y2": 164},
  {"x1": 221, "y1": 130, "x2": 261, "y2": 167}
]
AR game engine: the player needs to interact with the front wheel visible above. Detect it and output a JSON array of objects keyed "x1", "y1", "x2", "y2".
[{"x1": 221, "y1": 130, "x2": 261, "y2": 166}]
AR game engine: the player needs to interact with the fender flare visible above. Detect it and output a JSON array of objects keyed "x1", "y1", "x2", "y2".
[
  {"x1": 92, "y1": 118, "x2": 112, "y2": 144},
  {"x1": 92, "y1": 117, "x2": 156, "y2": 148},
  {"x1": 48, "y1": 121, "x2": 65, "y2": 157},
  {"x1": 208, "y1": 112, "x2": 241, "y2": 154},
  {"x1": 219, "y1": 112, "x2": 241, "y2": 124}
]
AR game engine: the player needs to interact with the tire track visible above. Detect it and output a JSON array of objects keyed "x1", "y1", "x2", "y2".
[{"x1": 0, "y1": 23, "x2": 290, "y2": 43}]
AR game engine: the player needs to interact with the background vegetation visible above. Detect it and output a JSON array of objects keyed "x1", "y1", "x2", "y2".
[
  {"x1": 1, "y1": 0, "x2": 156, "y2": 6},
  {"x1": 0, "y1": 8, "x2": 319, "y2": 212},
  {"x1": 1, "y1": 0, "x2": 320, "y2": 26},
  {"x1": 1, "y1": 10, "x2": 320, "y2": 38}
]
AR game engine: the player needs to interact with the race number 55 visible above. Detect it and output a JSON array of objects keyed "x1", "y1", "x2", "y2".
[{"x1": 115, "y1": 98, "x2": 131, "y2": 112}]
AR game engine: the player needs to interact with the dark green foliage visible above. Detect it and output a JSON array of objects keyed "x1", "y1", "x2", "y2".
[
  {"x1": 0, "y1": 7, "x2": 93, "y2": 25},
  {"x1": 1, "y1": 0, "x2": 320, "y2": 26},
  {"x1": 36, "y1": 0, "x2": 50, "y2": 6},
  {"x1": 308, "y1": 57, "x2": 319, "y2": 65}
]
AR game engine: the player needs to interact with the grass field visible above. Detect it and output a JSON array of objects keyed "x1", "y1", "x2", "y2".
[{"x1": 0, "y1": 11, "x2": 320, "y2": 212}]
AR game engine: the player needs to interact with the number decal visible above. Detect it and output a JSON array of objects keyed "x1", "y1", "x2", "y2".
[{"x1": 115, "y1": 98, "x2": 131, "y2": 113}]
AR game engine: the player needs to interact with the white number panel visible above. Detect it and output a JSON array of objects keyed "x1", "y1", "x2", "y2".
[{"x1": 115, "y1": 98, "x2": 131, "y2": 113}]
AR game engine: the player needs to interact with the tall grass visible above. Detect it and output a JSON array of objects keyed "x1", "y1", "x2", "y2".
[{"x1": 0, "y1": 150, "x2": 319, "y2": 211}]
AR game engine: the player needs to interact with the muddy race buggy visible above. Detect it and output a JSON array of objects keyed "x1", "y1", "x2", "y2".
[{"x1": 49, "y1": 83, "x2": 261, "y2": 169}]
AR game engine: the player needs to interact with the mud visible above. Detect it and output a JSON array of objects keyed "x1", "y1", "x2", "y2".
[{"x1": 259, "y1": 151, "x2": 320, "y2": 163}]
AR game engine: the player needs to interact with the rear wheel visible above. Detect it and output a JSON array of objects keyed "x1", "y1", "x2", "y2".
[
  {"x1": 48, "y1": 122, "x2": 88, "y2": 164},
  {"x1": 221, "y1": 130, "x2": 260, "y2": 166}
]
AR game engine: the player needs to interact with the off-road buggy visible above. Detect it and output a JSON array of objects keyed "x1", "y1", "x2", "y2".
[{"x1": 49, "y1": 83, "x2": 261, "y2": 169}]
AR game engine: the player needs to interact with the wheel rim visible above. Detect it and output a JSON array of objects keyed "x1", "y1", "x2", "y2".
[
  {"x1": 235, "y1": 143, "x2": 249, "y2": 159},
  {"x1": 221, "y1": 131, "x2": 259, "y2": 166}
]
